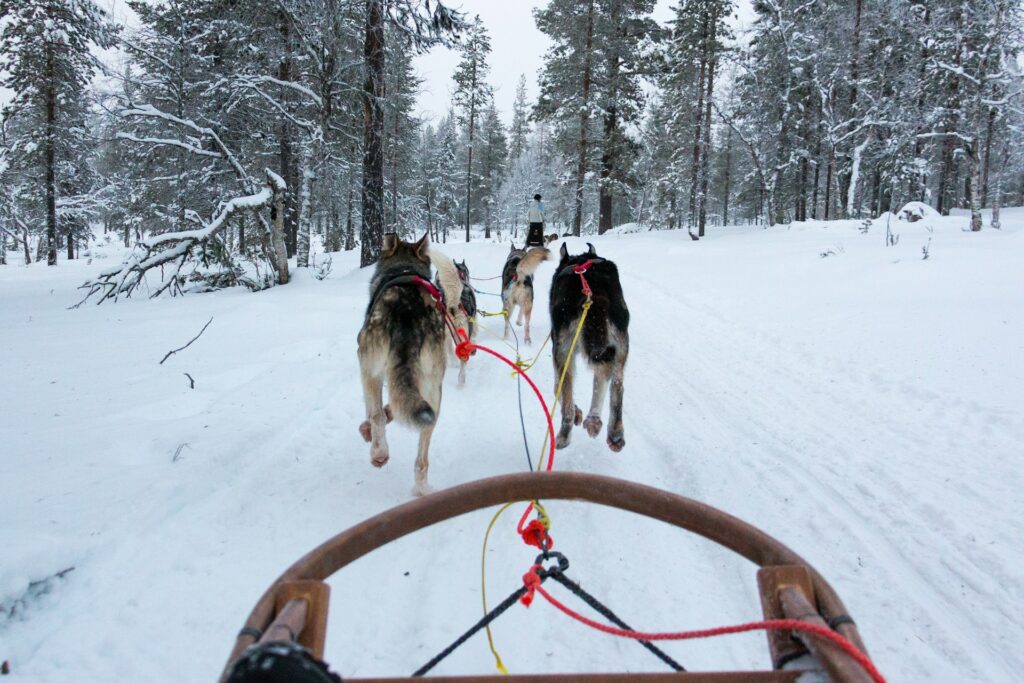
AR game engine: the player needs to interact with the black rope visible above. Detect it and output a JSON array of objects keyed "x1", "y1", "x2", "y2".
[
  {"x1": 412, "y1": 583, "x2": 532, "y2": 676},
  {"x1": 547, "y1": 572, "x2": 686, "y2": 672},
  {"x1": 414, "y1": 552, "x2": 686, "y2": 677}
]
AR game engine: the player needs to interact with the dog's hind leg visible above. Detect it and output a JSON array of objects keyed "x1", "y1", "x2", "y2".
[
  {"x1": 522, "y1": 295, "x2": 534, "y2": 345},
  {"x1": 553, "y1": 337, "x2": 582, "y2": 449},
  {"x1": 606, "y1": 359, "x2": 626, "y2": 452},
  {"x1": 502, "y1": 302, "x2": 512, "y2": 340},
  {"x1": 359, "y1": 368, "x2": 390, "y2": 468},
  {"x1": 457, "y1": 359, "x2": 467, "y2": 387},
  {"x1": 412, "y1": 423, "x2": 435, "y2": 497},
  {"x1": 583, "y1": 362, "x2": 611, "y2": 439},
  {"x1": 412, "y1": 353, "x2": 444, "y2": 496}
]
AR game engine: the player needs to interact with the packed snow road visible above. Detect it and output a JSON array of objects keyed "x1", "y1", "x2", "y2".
[{"x1": 2, "y1": 211, "x2": 1022, "y2": 681}]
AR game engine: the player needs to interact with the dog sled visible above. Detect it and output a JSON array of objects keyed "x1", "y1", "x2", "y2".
[{"x1": 220, "y1": 471, "x2": 883, "y2": 683}]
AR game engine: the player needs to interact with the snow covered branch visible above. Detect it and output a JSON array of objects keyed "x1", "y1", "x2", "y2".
[{"x1": 76, "y1": 170, "x2": 283, "y2": 305}]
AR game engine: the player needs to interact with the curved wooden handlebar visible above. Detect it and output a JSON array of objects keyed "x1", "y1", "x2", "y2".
[{"x1": 221, "y1": 471, "x2": 866, "y2": 681}]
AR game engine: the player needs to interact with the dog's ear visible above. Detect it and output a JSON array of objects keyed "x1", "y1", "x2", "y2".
[
  {"x1": 510, "y1": 242, "x2": 516, "y2": 253},
  {"x1": 382, "y1": 232, "x2": 399, "y2": 257},
  {"x1": 559, "y1": 241, "x2": 569, "y2": 262},
  {"x1": 586, "y1": 242, "x2": 597, "y2": 257},
  {"x1": 414, "y1": 232, "x2": 430, "y2": 260}
]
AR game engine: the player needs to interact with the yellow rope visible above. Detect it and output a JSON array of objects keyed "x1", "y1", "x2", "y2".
[
  {"x1": 514, "y1": 333, "x2": 552, "y2": 373},
  {"x1": 536, "y1": 299, "x2": 592, "y2": 471},
  {"x1": 481, "y1": 502, "x2": 515, "y2": 674},
  {"x1": 479, "y1": 299, "x2": 592, "y2": 673}
]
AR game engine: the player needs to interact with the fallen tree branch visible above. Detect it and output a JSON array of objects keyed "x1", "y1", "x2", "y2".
[
  {"x1": 160, "y1": 317, "x2": 213, "y2": 365},
  {"x1": 76, "y1": 170, "x2": 282, "y2": 305}
]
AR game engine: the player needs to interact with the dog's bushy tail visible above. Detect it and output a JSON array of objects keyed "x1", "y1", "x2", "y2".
[
  {"x1": 429, "y1": 248, "x2": 462, "y2": 312},
  {"x1": 516, "y1": 247, "x2": 551, "y2": 279},
  {"x1": 387, "y1": 352, "x2": 436, "y2": 427}
]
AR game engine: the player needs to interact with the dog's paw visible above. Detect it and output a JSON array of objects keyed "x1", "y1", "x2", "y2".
[
  {"x1": 524, "y1": 336, "x2": 532, "y2": 345},
  {"x1": 607, "y1": 432, "x2": 625, "y2": 453},
  {"x1": 412, "y1": 482, "x2": 434, "y2": 497},
  {"x1": 556, "y1": 432, "x2": 572, "y2": 450},
  {"x1": 383, "y1": 404, "x2": 394, "y2": 423},
  {"x1": 583, "y1": 415, "x2": 603, "y2": 438},
  {"x1": 370, "y1": 448, "x2": 390, "y2": 468},
  {"x1": 573, "y1": 405, "x2": 583, "y2": 425},
  {"x1": 358, "y1": 420, "x2": 372, "y2": 443}
]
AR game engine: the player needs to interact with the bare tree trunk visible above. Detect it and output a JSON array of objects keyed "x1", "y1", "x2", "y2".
[
  {"x1": 270, "y1": 177, "x2": 290, "y2": 284},
  {"x1": 981, "y1": 106, "x2": 996, "y2": 207},
  {"x1": 824, "y1": 148, "x2": 834, "y2": 220},
  {"x1": 23, "y1": 223, "x2": 32, "y2": 264},
  {"x1": 722, "y1": 125, "x2": 733, "y2": 226},
  {"x1": 345, "y1": 178, "x2": 355, "y2": 251},
  {"x1": 296, "y1": 142, "x2": 314, "y2": 267},
  {"x1": 360, "y1": 0, "x2": 385, "y2": 266},
  {"x1": 45, "y1": 31, "x2": 58, "y2": 266},
  {"x1": 688, "y1": 10, "x2": 709, "y2": 230},
  {"x1": 991, "y1": 139, "x2": 1007, "y2": 230},
  {"x1": 572, "y1": 0, "x2": 595, "y2": 237},
  {"x1": 697, "y1": 3, "x2": 720, "y2": 236},
  {"x1": 598, "y1": 0, "x2": 622, "y2": 236}
]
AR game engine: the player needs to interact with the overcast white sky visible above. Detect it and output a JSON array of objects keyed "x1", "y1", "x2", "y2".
[{"x1": 413, "y1": 0, "x2": 755, "y2": 126}]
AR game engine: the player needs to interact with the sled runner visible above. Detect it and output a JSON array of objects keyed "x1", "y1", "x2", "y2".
[{"x1": 221, "y1": 472, "x2": 880, "y2": 683}]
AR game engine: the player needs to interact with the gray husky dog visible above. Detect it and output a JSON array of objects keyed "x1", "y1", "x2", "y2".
[
  {"x1": 501, "y1": 244, "x2": 551, "y2": 344},
  {"x1": 358, "y1": 233, "x2": 450, "y2": 496},
  {"x1": 549, "y1": 242, "x2": 629, "y2": 452}
]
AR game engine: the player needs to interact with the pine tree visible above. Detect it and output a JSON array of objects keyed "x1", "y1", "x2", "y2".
[
  {"x1": 476, "y1": 100, "x2": 509, "y2": 238},
  {"x1": 509, "y1": 74, "x2": 531, "y2": 160},
  {"x1": 451, "y1": 16, "x2": 493, "y2": 242},
  {"x1": 594, "y1": 0, "x2": 658, "y2": 234},
  {"x1": 0, "y1": 0, "x2": 117, "y2": 265},
  {"x1": 360, "y1": 0, "x2": 464, "y2": 265},
  {"x1": 536, "y1": 0, "x2": 597, "y2": 237}
]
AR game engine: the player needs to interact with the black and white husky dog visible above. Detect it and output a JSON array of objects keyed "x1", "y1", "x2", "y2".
[
  {"x1": 549, "y1": 242, "x2": 630, "y2": 452},
  {"x1": 357, "y1": 232, "x2": 458, "y2": 496},
  {"x1": 501, "y1": 244, "x2": 551, "y2": 345}
]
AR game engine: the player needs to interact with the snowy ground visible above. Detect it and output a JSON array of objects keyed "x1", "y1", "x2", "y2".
[{"x1": 2, "y1": 210, "x2": 1023, "y2": 681}]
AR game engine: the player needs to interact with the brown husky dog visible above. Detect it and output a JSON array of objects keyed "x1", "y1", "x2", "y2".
[
  {"x1": 501, "y1": 244, "x2": 551, "y2": 345},
  {"x1": 357, "y1": 233, "x2": 447, "y2": 496}
]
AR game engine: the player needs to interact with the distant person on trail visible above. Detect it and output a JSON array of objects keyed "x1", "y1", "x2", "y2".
[{"x1": 526, "y1": 194, "x2": 545, "y2": 247}]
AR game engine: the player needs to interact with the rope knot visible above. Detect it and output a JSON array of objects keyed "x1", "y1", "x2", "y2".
[
  {"x1": 520, "y1": 564, "x2": 542, "y2": 607},
  {"x1": 519, "y1": 519, "x2": 552, "y2": 550},
  {"x1": 455, "y1": 328, "x2": 473, "y2": 362},
  {"x1": 573, "y1": 260, "x2": 593, "y2": 299}
]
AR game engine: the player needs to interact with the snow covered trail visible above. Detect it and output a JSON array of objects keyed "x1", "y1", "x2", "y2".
[{"x1": 2, "y1": 212, "x2": 1022, "y2": 681}]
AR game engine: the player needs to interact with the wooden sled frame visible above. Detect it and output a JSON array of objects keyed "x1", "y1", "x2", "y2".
[{"x1": 221, "y1": 471, "x2": 873, "y2": 682}]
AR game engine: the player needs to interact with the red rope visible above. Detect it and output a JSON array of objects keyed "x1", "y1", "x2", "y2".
[
  {"x1": 530, "y1": 583, "x2": 885, "y2": 683},
  {"x1": 465, "y1": 342, "x2": 557, "y2": 476},
  {"x1": 573, "y1": 260, "x2": 594, "y2": 299}
]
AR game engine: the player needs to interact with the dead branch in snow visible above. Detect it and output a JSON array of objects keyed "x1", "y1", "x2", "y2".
[
  {"x1": 160, "y1": 317, "x2": 213, "y2": 365},
  {"x1": 76, "y1": 170, "x2": 283, "y2": 305}
]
